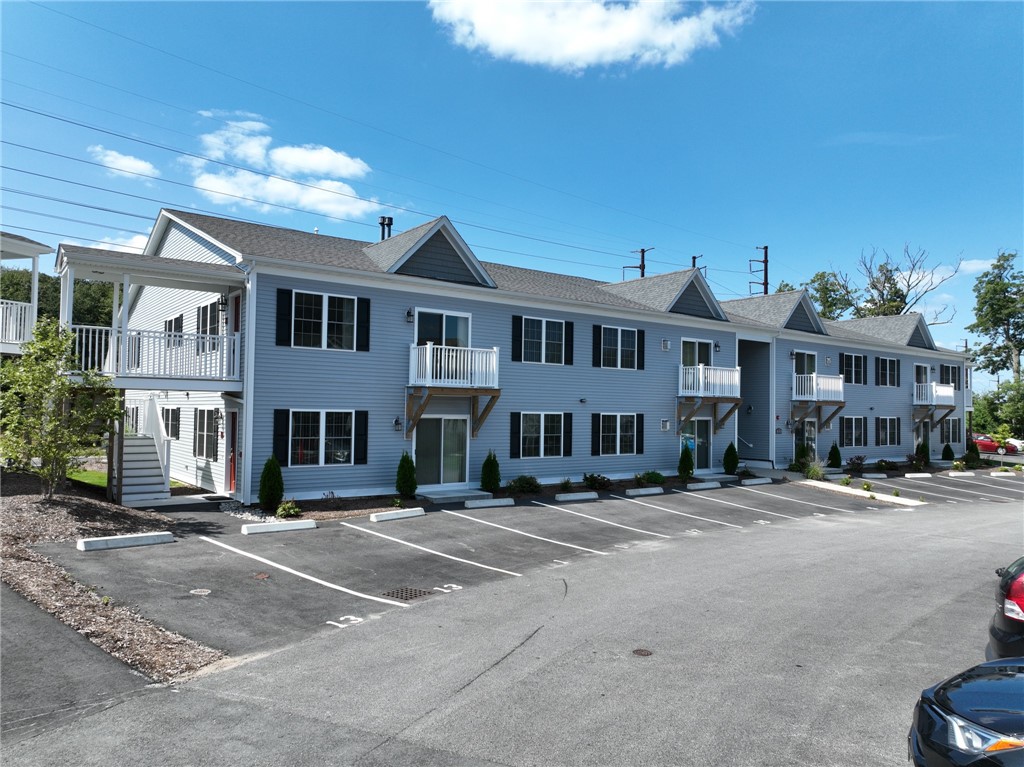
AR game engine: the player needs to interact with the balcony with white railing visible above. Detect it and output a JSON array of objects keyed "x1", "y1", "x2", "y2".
[
  {"x1": 678, "y1": 364, "x2": 741, "y2": 398},
  {"x1": 1, "y1": 299, "x2": 34, "y2": 346},
  {"x1": 914, "y1": 382, "x2": 955, "y2": 407},
  {"x1": 409, "y1": 342, "x2": 499, "y2": 388},
  {"x1": 72, "y1": 325, "x2": 240, "y2": 382},
  {"x1": 793, "y1": 373, "x2": 844, "y2": 402}
]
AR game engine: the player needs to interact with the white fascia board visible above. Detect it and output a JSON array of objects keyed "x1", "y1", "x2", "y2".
[{"x1": 774, "y1": 327, "x2": 967, "y2": 362}]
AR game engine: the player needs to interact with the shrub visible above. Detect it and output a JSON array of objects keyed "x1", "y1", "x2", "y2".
[
  {"x1": 583, "y1": 472, "x2": 612, "y2": 491},
  {"x1": 915, "y1": 439, "x2": 930, "y2": 467},
  {"x1": 892, "y1": 488, "x2": 901, "y2": 497},
  {"x1": 396, "y1": 451, "x2": 417, "y2": 498},
  {"x1": 793, "y1": 441, "x2": 810, "y2": 471},
  {"x1": 906, "y1": 452, "x2": 927, "y2": 471},
  {"x1": 633, "y1": 472, "x2": 646, "y2": 488},
  {"x1": 276, "y1": 499, "x2": 301, "y2": 518},
  {"x1": 846, "y1": 455, "x2": 866, "y2": 473},
  {"x1": 642, "y1": 470, "x2": 666, "y2": 485},
  {"x1": 804, "y1": 460, "x2": 826, "y2": 481},
  {"x1": 1015, "y1": 465, "x2": 1022, "y2": 473},
  {"x1": 259, "y1": 455, "x2": 284, "y2": 513},
  {"x1": 964, "y1": 440, "x2": 981, "y2": 468},
  {"x1": 941, "y1": 442, "x2": 955, "y2": 461},
  {"x1": 722, "y1": 442, "x2": 739, "y2": 475},
  {"x1": 678, "y1": 443, "x2": 694, "y2": 483},
  {"x1": 862, "y1": 481, "x2": 873, "y2": 492},
  {"x1": 506, "y1": 475, "x2": 541, "y2": 495},
  {"x1": 875, "y1": 459, "x2": 896, "y2": 471},
  {"x1": 560, "y1": 477, "x2": 574, "y2": 491},
  {"x1": 827, "y1": 442, "x2": 842, "y2": 469},
  {"x1": 480, "y1": 450, "x2": 501, "y2": 493},
  {"x1": 839, "y1": 477, "x2": 852, "y2": 486}
]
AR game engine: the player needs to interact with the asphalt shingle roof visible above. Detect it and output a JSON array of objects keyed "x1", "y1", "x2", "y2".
[
  {"x1": 719, "y1": 291, "x2": 805, "y2": 328},
  {"x1": 599, "y1": 270, "x2": 697, "y2": 311},
  {"x1": 830, "y1": 314, "x2": 929, "y2": 346}
]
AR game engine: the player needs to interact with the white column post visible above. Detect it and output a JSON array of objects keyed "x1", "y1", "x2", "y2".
[
  {"x1": 118, "y1": 275, "x2": 130, "y2": 376},
  {"x1": 28, "y1": 254, "x2": 39, "y2": 334},
  {"x1": 60, "y1": 266, "x2": 75, "y2": 325}
]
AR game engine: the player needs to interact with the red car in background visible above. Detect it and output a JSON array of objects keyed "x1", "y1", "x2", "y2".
[{"x1": 972, "y1": 434, "x2": 1019, "y2": 454}]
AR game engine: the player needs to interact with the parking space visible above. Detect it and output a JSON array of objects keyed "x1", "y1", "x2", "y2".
[{"x1": 35, "y1": 474, "x2": 1012, "y2": 659}]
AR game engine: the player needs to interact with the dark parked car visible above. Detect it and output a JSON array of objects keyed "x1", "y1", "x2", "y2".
[
  {"x1": 909, "y1": 658, "x2": 1024, "y2": 765},
  {"x1": 991, "y1": 557, "x2": 1024, "y2": 659},
  {"x1": 972, "y1": 434, "x2": 1019, "y2": 454}
]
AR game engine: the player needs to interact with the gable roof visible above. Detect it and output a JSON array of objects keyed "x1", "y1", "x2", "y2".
[
  {"x1": 369, "y1": 216, "x2": 496, "y2": 288},
  {"x1": 720, "y1": 290, "x2": 827, "y2": 334},
  {"x1": 598, "y1": 269, "x2": 728, "y2": 320},
  {"x1": 1, "y1": 231, "x2": 52, "y2": 260},
  {"x1": 831, "y1": 313, "x2": 936, "y2": 350},
  {"x1": 482, "y1": 262, "x2": 651, "y2": 309}
]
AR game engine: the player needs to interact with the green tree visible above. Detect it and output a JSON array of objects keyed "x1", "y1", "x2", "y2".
[
  {"x1": 802, "y1": 272, "x2": 855, "y2": 320},
  {"x1": 966, "y1": 251, "x2": 1023, "y2": 382},
  {"x1": 775, "y1": 280, "x2": 797, "y2": 293},
  {"x1": 259, "y1": 455, "x2": 284, "y2": 513},
  {"x1": 396, "y1": 451, "x2": 417, "y2": 498},
  {"x1": 0, "y1": 319, "x2": 121, "y2": 498},
  {"x1": 827, "y1": 441, "x2": 842, "y2": 468},
  {"x1": 678, "y1": 443, "x2": 694, "y2": 483},
  {"x1": 977, "y1": 381, "x2": 1024, "y2": 437},
  {"x1": 480, "y1": 449, "x2": 501, "y2": 493},
  {"x1": 0, "y1": 268, "x2": 116, "y2": 326},
  {"x1": 722, "y1": 441, "x2": 739, "y2": 475}
]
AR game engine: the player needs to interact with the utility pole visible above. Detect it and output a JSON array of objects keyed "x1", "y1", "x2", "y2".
[
  {"x1": 749, "y1": 245, "x2": 768, "y2": 295},
  {"x1": 626, "y1": 247, "x2": 653, "y2": 279}
]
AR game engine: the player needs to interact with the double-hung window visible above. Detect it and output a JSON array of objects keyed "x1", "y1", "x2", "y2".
[
  {"x1": 193, "y1": 409, "x2": 218, "y2": 460},
  {"x1": 196, "y1": 301, "x2": 219, "y2": 354},
  {"x1": 523, "y1": 318, "x2": 565, "y2": 364},
  {"x1": 840, "y1": 353, "x2": 867, "y2": 385},
  {"x1": 164, "y1": 314, "x2": 184, "y2": 348},
  {"x1": 520, "y1": 413, "x2": 564, "y2": 458},
  {"x1": 939, "y1": 364, "x2": 961, "y2": 390},
  {"x1": 290, "y1": 410, "x2": 354, "y2": 466},
  {"x1": 876, "y1": 357, "x2": 900, "y2": 387},
  {"x1": 293, "y1": 292, "x2": 355, "y2": 350},
  {"x1": 161, "y1": 407, "x2": 180, "y2": 440},
  {"x1": 839, "y1": 416, "x2": 867, "y2": 448},
  {"x1": 601, "y1": 414, "x2": 636, "y2": 456},
  {"x1": 599, "y1": 326, "x2": 640, "y2": 369},
  {"x1": 940, "y1": 418, "x2": 963, "y2": 445},
  {"x1": 875, "y1": 416, "x2": 901, "y2": 447}
]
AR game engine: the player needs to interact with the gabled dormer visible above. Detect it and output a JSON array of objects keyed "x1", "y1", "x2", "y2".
[
  {"x1": 598, "y1": 269, "x2": 728, "y2": 320},
  {"x1": 720, "y1": 290, "x2": 827, "y2": 334},
  {"x1": 832, "y1": 313, "x2": 937, "y2": 350},
  {"x1": 363, "y1": 216, "x2": 496, "y2": 288}
]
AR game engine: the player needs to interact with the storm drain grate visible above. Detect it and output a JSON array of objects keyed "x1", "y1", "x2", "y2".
[{"x1": 382, "y1": 587, "x2": 434, "y2": 601}]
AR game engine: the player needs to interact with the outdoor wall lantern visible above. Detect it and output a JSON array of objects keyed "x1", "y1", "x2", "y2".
[
  {"x1": 825, "y1": 356, "x2": 832, "y2": 366},
  {"x1": 217, "y1": 294, "x2": 229, "y2": 314},
  {"x1": 393, "y1": 417, "x2": 403, "y2": 432},
  {"x1": 713, "y1": 341, "x2": 721, "y2": 352},
  {"x1": 405, "y1": 308, "x2": 415, "y2": 323},
  {"x1": 789, "y1": 349, "x2": 796, "y2": 360}
]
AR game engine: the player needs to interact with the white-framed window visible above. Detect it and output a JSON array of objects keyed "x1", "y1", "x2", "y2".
[
  {"x1": 196, "y1": 301, "x2": 220, "y2": 354},
  {"x1": 600, "y1": 413, "x2": 636, "y2": 456},
  {"x1": 161, "y1": 407, "x2": 180, "y2": 440},
  {"x1": 875, "y1": 416, "x2": 901, "y2": 447},
  {"x1": 523, "y1": 317, "x2": 565, "y2": 365},
  {"x1": 840, "y1": 353, "x2": 867, "y2": 385},
  {"x1": 194, "y1": 408, "x2": 219, "y2": 460},
  {"x1": 877, "y1": 357, "x2": 899, "y2": 387},
  {"x1": 939, "y1": 364, "x2": 961, "y2": 390},
  {"x1": 290, "y1": 410, "x2": 354, "y2": 466},
  {"x1": 839, "y1": 416, "x2": 867, "y2": 448},
  {"x1": 164, "y1": 314, "x2": 183, "y2": 348},
  {"x1": 521, "y1": 412, "x2": 563, "y2": 458},
  {"x1": 940, "y1": 418, "x2": 963, "y2": 445},
  {"x1": 293, "y1": 292, "x2": 356, "y2": 350},
  {"x1": 680, "y1": 339, "x2": 712, "y2": 367},
  {"x1": 601, "y1": 326, "x2": 637, "y2": 370}
]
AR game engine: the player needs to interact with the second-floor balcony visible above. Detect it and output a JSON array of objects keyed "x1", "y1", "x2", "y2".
[
  {"x1": 679, "y1": 364, "x2": 741, "y2": 398},
  {"x1": 409, "y1": 342, "x2": 499, "y2": 389},
  {"x1": 793, "y1": 373, "x2": 844, "y2": 402},
  {"x1": 72, "y1": 325, "x2": 240, "y2": 382},
  {"x1": 914, "y1": 382, "x2": 955, "y2": 407},
  {"x1": 1, "y1": 299, "x2": 34, "y2": 346}
]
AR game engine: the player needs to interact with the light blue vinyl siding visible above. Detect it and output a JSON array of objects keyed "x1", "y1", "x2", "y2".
[
  {"x1": 156, "y1": 222, "x2": 236, "y2": 265},
  {"x1": 736, "y1": 340, "x2": 771, "y2": 460}
]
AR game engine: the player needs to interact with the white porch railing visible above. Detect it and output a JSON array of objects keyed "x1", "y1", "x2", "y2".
[
  {"x1": 409, "y1": 342, "x2": 499, "y2": 388},
  {"x1": 914, "y1": 382, "x2": 955, "y2": 406},
  {"x1": 144, "y1": 396, "x2": 172, "y2": 484},
  {"x1": 1, "y1": 299, "x2": 33, "y2": 344},
  {"x1": 678, "y1": 364, "x2": 741, "y2": 398},
  {"x1": 793, "y1": 373, "x2": 844, "y2": 401},
  {"x1": 72, "y1": 325, "x2": 240, "y2": 381}
]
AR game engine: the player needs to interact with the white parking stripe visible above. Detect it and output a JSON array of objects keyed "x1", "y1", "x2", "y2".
[
  {"x1": 924, "y1": 477, "x2": 1019, "y2": 500},
  {"x1": 339, "y1": 523, "x2": 522, "y2": 577},
  {"x1": 682, "y1": 491, "x2": 800, "y2": 519},
  {"x1": 944, "y1": 476, "x2": 1024, "y2": 494},
  {"x1": 198, "y1": 536, "x2": 409, "y2": 607},
  {"x1": 868, "y1": 478, "x2": 966, "y2": 501},
  {"x1": 736, "y1": 486, "x2": 857, "y2": 513},
  {"x1": 532, "y1": 501, "x2": 671, "y2": 538},
  {"x1": 610, "y1": 495, "x2": 743, "y2": 528},
  {"x1": 441, "y1": 510, "x2": 609, "y2": 555}
]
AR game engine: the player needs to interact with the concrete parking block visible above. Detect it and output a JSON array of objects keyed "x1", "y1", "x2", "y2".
[
  {"x1": 624, "y1": 487, "x2": 664, "y2": 497},
  {"x1": 740, "y1": 478, "x2": 772, "y2": 486},
  {"x1": 862, "y1": 473, "x2": 888, "y2": 479},
  {"x1": 948, "y1": 471, "x2": 975, "y2": 477},
  {"x1": 241, "y1": 520, "x2": 318, "y2": 535},
  {"x1": 76, "y1": 531, "x2": 175, "y2": 551},
  {"x1": 554, "y1": 492, "x2": 598, "y2": 502},
  {"x1": 369, "y1": 508, "x2": 425, "y2": 523},
  {"x1": 685, "y1": 481, "x2": 721, "y2": 491},
  {"x1": 989, "y1": 472, "x2": 1018, "y2": 478},
  {"x1": 904, "y1": 473, "x2": 932, "y2": 478},
  {"x1": 465, "y1": 498, "x2": 515, "y2": 509}
]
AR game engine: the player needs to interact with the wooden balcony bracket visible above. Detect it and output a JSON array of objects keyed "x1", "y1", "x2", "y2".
[
  {"x1": 791, "y1": 400, "x2": 845, "y2": 428},
  {"x1": 677, "y1": 395, "x2": 743, "y2": 435},
  {"x1": 928, "y1": 405, "x2": 957, "y2": 430},
  {"x1": 713, "y1": 401, "x2": 742, "y2": 434},
  {"x1": 676, "y1": 397, "x2": 703, "y2": 434},
  {"x1": 405, "y1": 386, "x2": 501, "y2": 439}
]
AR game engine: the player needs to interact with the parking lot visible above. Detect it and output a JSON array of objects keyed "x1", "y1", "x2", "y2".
[{"x1": 36, "y1": 472, "x2": 1024, "y2": 658}]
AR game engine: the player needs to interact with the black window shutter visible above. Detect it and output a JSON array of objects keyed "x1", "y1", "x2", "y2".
[
  {"x1": 839, "y1": 353, "x2": 846, "y2": 380},
  {"x1": 636, "y1": 330, "x2": 645, "y2": 370},
  {"x1": 193, "y1": 408, "x2": 199, "y2": 456},
  {"x1": 511, "y1": 316, "x2": 523, "y2": 362},
  {"x1": 839, "y1": 418, "x2": 846, "y2": 446},
  {"x1": 354, "y1": 411, "x2": 368, "y2": 464},
  {"x1": 875, "y1": 417, "x2": 880, "y2": 446},
  {"x1": 592, "y1": 325, "x2": 602, "y2": 367},
  {"x1": 635, "y1": 413, "x2": 644, "y2": 454},
  {"x1": 896, "y1": 417, "x2": 901, "y2": 445},
  {"x1": 563, "y1": 412, "x2": 572, "y2": 457},
  {"x1": 591, "y1": 413, "x2": 601, "y2": 456},
  {"x1": 273, "y1": 409, "x2": 290, "y2": 466},
  {"x1": 509, "y1": 412, "x2": 521, "y2": 459},
  {"x1": 875, "y1": 357, "x2": 880, "y2": 386},
  {"x1": 356, "y1": 298, "x2": 370, "y2": 352},
  {"x1": 564, "y1": 322, "x2": 574, "y2": 365},
  {"x1": 859, "y1": 355, "x2": 867, "y2": 382},
  {"x1": 276, "y1": 289, "x2": 293, "y2": 346},
  {"x1": 895, "y1": 360, "x2": 901, "y2": 387},
  {"x1": 956, "y1": 366, "x2": 961, "y2": 391}
]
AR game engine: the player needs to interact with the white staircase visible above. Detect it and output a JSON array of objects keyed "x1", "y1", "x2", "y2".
[{"x1": 121, "y1": 434, "x2": 170, "y2": 506}]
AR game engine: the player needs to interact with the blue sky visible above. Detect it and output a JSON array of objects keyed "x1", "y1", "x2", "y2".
[{"x1": 2, "y1": 1, "x2": 1021, "y2": 389}]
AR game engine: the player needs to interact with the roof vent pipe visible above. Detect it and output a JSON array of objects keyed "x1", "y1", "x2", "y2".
[{"x1": 379, "y1": 216, "x2": 393, "y2": 241}]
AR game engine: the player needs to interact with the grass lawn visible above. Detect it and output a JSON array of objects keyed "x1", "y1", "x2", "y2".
[{"x1": 69, "y1": 469, "x2": 188, "y2": 489}]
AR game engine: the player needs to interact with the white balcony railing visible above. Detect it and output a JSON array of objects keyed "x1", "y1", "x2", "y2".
[
  {"x1": 678, "y1": 364, "x2": 741, "y2": 398},
  {"x1": 72, "y1": 325, "x2": 240, "y2": 381},
  {"x1": 409, "y1": 342, "x2": 499, "y2": 388},
  {"x1": 793, "y1": 373, "x2": 844, "y2": 402},
  {"x1": 1, "y1": 299, "x2": 34, "y2": 344},
  {"x1": 914, "y1": 382, "x2": 955, "y2": 407}
]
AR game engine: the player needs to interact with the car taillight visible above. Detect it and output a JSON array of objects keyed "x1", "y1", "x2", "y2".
[{"x1": 1005, "y1": 575, "x2": 1024, "y2": 622}]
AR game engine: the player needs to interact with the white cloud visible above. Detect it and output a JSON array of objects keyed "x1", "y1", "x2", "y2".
[
  {"x1": 187, "y1": 118, "x2": 379, "y2": 219},
  {"x1": 88, "y1": 145, "x2": 160, "y2": 179},
  {"x1": 429, "y1": 0, "x2": 754, "y2": 72},
  {"x1": 92, "y1": 234, "x2": 149, "y2": 252},
  {"x1": 960, "y1": 258, "x2": 994, "y2": 275}
]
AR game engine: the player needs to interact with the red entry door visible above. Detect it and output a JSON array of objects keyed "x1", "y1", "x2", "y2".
[{"x1": 228, "y1": 412, "x2": 237, "y2": 492}]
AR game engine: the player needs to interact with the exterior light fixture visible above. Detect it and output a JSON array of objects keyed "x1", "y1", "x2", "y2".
[
  {"x1": 406, "y1": 308, "x2": 414, "y2": 323},
  {"x1": 393, "y1": 417, "x2": 403, "y2": 431},
  {"x1": 789, "y1": 350, "x2": 796, "y2": 360},
  {"x1": 714, "y1": 341, "x2": 721, "y2": 353}
]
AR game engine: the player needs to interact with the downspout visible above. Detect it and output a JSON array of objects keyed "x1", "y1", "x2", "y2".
[
  {"x1": 239, "y1": 262, "x2": 257, "y2": 504},
  {"x1": 769, "y1": 331, "x2": 781, "y2": 468}
]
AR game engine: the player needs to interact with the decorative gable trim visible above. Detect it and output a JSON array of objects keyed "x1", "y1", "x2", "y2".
[{"x1": 387, "y1": 217, "x2": 495, "y2": 288}]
